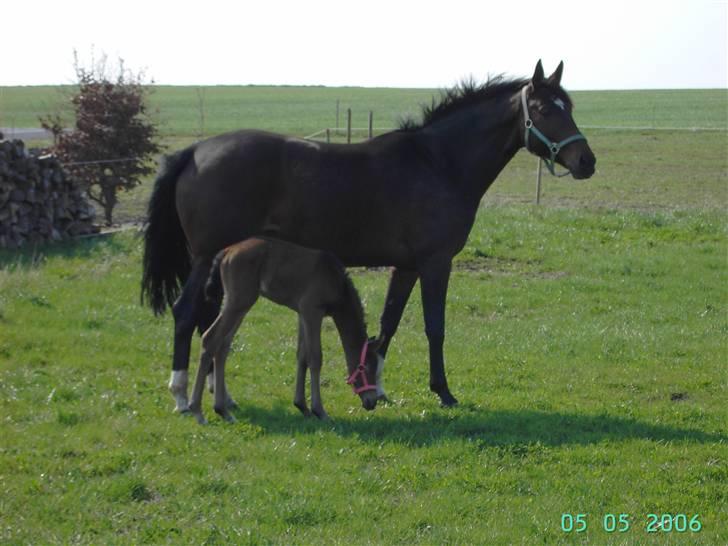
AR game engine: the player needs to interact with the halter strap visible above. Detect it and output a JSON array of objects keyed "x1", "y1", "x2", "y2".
[
  {"x1": 346, "y1": 341, "x2": 377, "y2": 395},
  {"x1": 520, "y1": 86, "x2": 587, "y2": 177}
]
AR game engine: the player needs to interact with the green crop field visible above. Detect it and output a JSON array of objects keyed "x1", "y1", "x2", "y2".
[
  {"x1": 0, "y1": 84, "x2": 726, "y2": 544},
  {"x1": 1, "y1": 85, "x2": 727, "y2": 136}
]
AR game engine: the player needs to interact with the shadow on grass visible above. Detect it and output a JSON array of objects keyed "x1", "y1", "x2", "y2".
[{"x1": 231, "y1": 402, "x2": 726, "y2": 448}]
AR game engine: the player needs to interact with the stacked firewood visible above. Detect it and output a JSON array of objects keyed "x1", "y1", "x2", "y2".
[{"x1": 0, "y1": 138, "x2": 98, "y2": 248}]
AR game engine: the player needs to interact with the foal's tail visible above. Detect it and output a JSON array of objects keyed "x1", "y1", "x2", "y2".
[
  {"x1": 141, "y1": 147, "x2": 195, "y2": 315},
  {"x1": 204, "y1": 249, "x2": 227, "y2": 303}
]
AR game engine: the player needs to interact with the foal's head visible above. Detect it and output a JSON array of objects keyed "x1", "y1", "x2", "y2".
[{"x1": 347, "y1": 338, "x2": 383, "y2": 411}]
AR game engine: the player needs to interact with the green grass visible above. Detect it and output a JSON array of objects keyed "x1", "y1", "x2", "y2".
[
  {"x1": 3, "y1": 85, "x2": 726, "y2": 223},
  {"x1": 1, "y1": 85, "x2": 726, "y2": 543},
  {"x1": 2, "y1": 85, "x2": 726, "y2": 136},
  {"x1": 1, "y1": 206, "x2": 726, "y2": 544}
]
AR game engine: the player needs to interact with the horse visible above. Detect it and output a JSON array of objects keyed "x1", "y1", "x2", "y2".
[
  {"x1": 187, "y1": 236, "x2": 382, "y2": 424},
  {"x1": 141, "y1": 60, "x2": 596, "y2": 412}
]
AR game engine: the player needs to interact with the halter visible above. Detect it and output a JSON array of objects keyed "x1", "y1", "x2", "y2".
[
  {"x1": 346, "y1": 341, "x2": 377, "y2": 395},
  {"x1": 520, "y1": 86, "x2": 587, "y2": 177}
]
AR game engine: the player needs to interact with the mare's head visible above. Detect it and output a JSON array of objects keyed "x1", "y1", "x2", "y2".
[
  {"x1": 347, "y1": 337, "x2": 383, "y2": 411},
  {"x1": 521, "y1": 60, "x2": 596, "y2": 179}
]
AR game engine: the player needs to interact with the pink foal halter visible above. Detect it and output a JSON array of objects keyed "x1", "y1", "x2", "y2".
[{"x1": 346, "y1": 341, "x2": 377, "y2": 394}]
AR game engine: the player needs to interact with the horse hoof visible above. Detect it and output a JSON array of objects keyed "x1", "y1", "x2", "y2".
[
  {"x1": 294, "y1": 402, "x2": 311, "y2": 417},
  {"x1": 193, "y1": 413, "x2": 208, "y2": 425},
  {"x1": 225, "y1": 397, "x2": 239, "y2": 410},
  {"x1": 215, "y1": 407, "x2": 236, "y2": 423},
  {"x1": 439, "y1": 393, "x2": 459, "y2": 408}
]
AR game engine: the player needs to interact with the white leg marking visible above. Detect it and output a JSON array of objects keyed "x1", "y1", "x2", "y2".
[
  {"x1": 168, "y1": 370, "x2": 190, "y2": 413},
  {"x1": 207, "y1": 369, "x2": 215, "y2": 393},
  {"x1": 375, "y1": 355, "x2": 388, "y2": 399}
]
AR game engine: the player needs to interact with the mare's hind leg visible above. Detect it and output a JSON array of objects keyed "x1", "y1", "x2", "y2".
[
  {"x1": 301, "y1": 312, "x2": 328, "y2": 420},
  {"x1": 169, "y1": 257, "x2": 212, "y2": 413},
  {"x1": 293, "y1": 315, "x2": 311, "y2": 417}
]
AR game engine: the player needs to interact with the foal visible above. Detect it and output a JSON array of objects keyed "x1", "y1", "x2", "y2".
[{"x1": 188, "y1": 237, "x2": 381, "y2": 424}]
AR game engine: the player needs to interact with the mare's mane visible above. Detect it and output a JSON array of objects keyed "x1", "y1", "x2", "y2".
[{"x1": 398, "y1": 75, "x2": 572, "y2": 131}]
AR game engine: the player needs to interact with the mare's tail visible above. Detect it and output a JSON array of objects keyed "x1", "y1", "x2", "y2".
[
  {"x1": 204, "y1": 249, "x2": 227, "y2": 303},
  {"x1": 141, "y1": 147, "x2": 195, "y2": 315}
]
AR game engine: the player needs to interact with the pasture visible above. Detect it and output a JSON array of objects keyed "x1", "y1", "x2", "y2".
[{"x1": 0, "y1": 84, "x2": 726, "y2": 544}]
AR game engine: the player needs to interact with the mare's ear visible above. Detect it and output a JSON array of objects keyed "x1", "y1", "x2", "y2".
[
  {"x1": 547, "y1": 61, "x2": 564, "y2": 87},
  {"x1": 531, "y1": 60, "x2": 545, "y2": 86}
]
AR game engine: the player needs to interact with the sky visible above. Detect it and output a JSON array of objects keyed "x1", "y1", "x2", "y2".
[{"x1": 2, "y1": 0, "x2": 726, "y2": 90}]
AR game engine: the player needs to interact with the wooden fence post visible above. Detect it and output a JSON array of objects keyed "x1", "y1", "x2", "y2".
[
  {"x1": 347, "y1": 108, "x2": 352, "y2": 144},
  {"x1": 535, "y1": 158, "x2": 543, "y2": 205},
  {"x1": 336, "y1": 100, "x2": 340, "y2": 134},
  {"x1": 368, "y1": 111, "x2": 373, "y2": 139},
  {"x1": 326, "y1": 128, "x2": 330, "y2": 143}
]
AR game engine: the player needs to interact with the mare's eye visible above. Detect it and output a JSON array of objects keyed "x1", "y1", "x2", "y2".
[{"x1": 538, "y1": 104, "x2": 552, "y2": 115}]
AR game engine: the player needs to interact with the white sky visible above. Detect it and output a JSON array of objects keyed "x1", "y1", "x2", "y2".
[{"x1": 3, "y1": 0, "x2": 726, "y2": 89}]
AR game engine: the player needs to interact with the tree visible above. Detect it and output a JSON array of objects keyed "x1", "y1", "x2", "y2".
[{"x1": 41, "y1": 53, "x2": 160, "y2": 225}]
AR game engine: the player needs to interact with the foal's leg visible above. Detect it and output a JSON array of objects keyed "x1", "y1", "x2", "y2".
[
  {"x1": 188, "y1": 345, "x2": 214, "y2": 425},
  {"x1": 189, "y1": 309, "x2": 227, "y2": 425},
  {"x1": 377, "y1": 268, "x2": 418, "y2": 400},
  {"x1": 293, "y1": 315, "x2": 311, "y2": 417},
  {"x1": 199, "y1": 299, "x2": 238, "y2": 409},
  {"x1": 301, "y1": 313, "x2": 328, "y2": 420},
  {"x1": 206, "y1": 306, "x2": 248, "y2": 423},
  {"x1": 169, "y1": 257, "x2": 212, "y2": 413}
]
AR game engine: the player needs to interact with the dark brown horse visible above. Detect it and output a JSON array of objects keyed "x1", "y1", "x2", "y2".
[
  {"x1": 142, "y1": 61, "x2": 596, "y2": 412},
  {"x1": 188, "y1": 237, "x2": 381, "y2": 424}
]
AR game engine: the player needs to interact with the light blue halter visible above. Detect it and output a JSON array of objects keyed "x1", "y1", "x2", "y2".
[{"x1": 520, "y1": 86, "x2": 587, "y2": 177}]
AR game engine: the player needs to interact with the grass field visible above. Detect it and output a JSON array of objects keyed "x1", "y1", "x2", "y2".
[
  {"x1": 2, "y1": 85, "x2": 727, "y2": 136},
  {"x1": 0, "y1": 85, "x2": 727, "y2": 544}
]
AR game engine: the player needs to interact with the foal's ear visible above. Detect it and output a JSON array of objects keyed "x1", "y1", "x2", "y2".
[
  {"x1": 547, "y1": 60, "x2": 564, "y2": 87},
  {"x1": 531, "y1": 60, "x2": 545, "y2": 86},
  {"x1": 367, "y1": 336, "x2": 384, "y2": 355}
]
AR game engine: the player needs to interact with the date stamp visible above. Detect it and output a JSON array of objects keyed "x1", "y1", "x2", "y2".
[{"x1": 561, "y1": 513, "x2": 702, "y2": 534}]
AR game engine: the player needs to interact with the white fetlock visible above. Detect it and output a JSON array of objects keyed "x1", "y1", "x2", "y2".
[
  {"x1": 375, "y1": 354, "x2": 389, "y2": 401},
  {"x1": 169, "y1": 370, "x2": 190, "y2": 413}
]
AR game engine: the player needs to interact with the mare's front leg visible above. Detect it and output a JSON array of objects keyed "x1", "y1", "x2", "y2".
[
  {"x1": 302, "y1": 313, "x2": 328, "y2": 420},
  {"x1": 293, "y1": 315, "x2": 311, "y2": 417},
  {"x1": 418, "y1": 258, "x2": 458, "y2": 407},
  {"x1": 377, "y1": 268, "x2": 418, "y2": 401},
  {"x1": 169, "y1": 257, "x2": 212, "y2": 413}
]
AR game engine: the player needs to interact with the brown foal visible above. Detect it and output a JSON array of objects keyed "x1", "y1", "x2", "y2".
[{"x1": 188, "y1": 237, "x2": 381, "y2": 424}]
